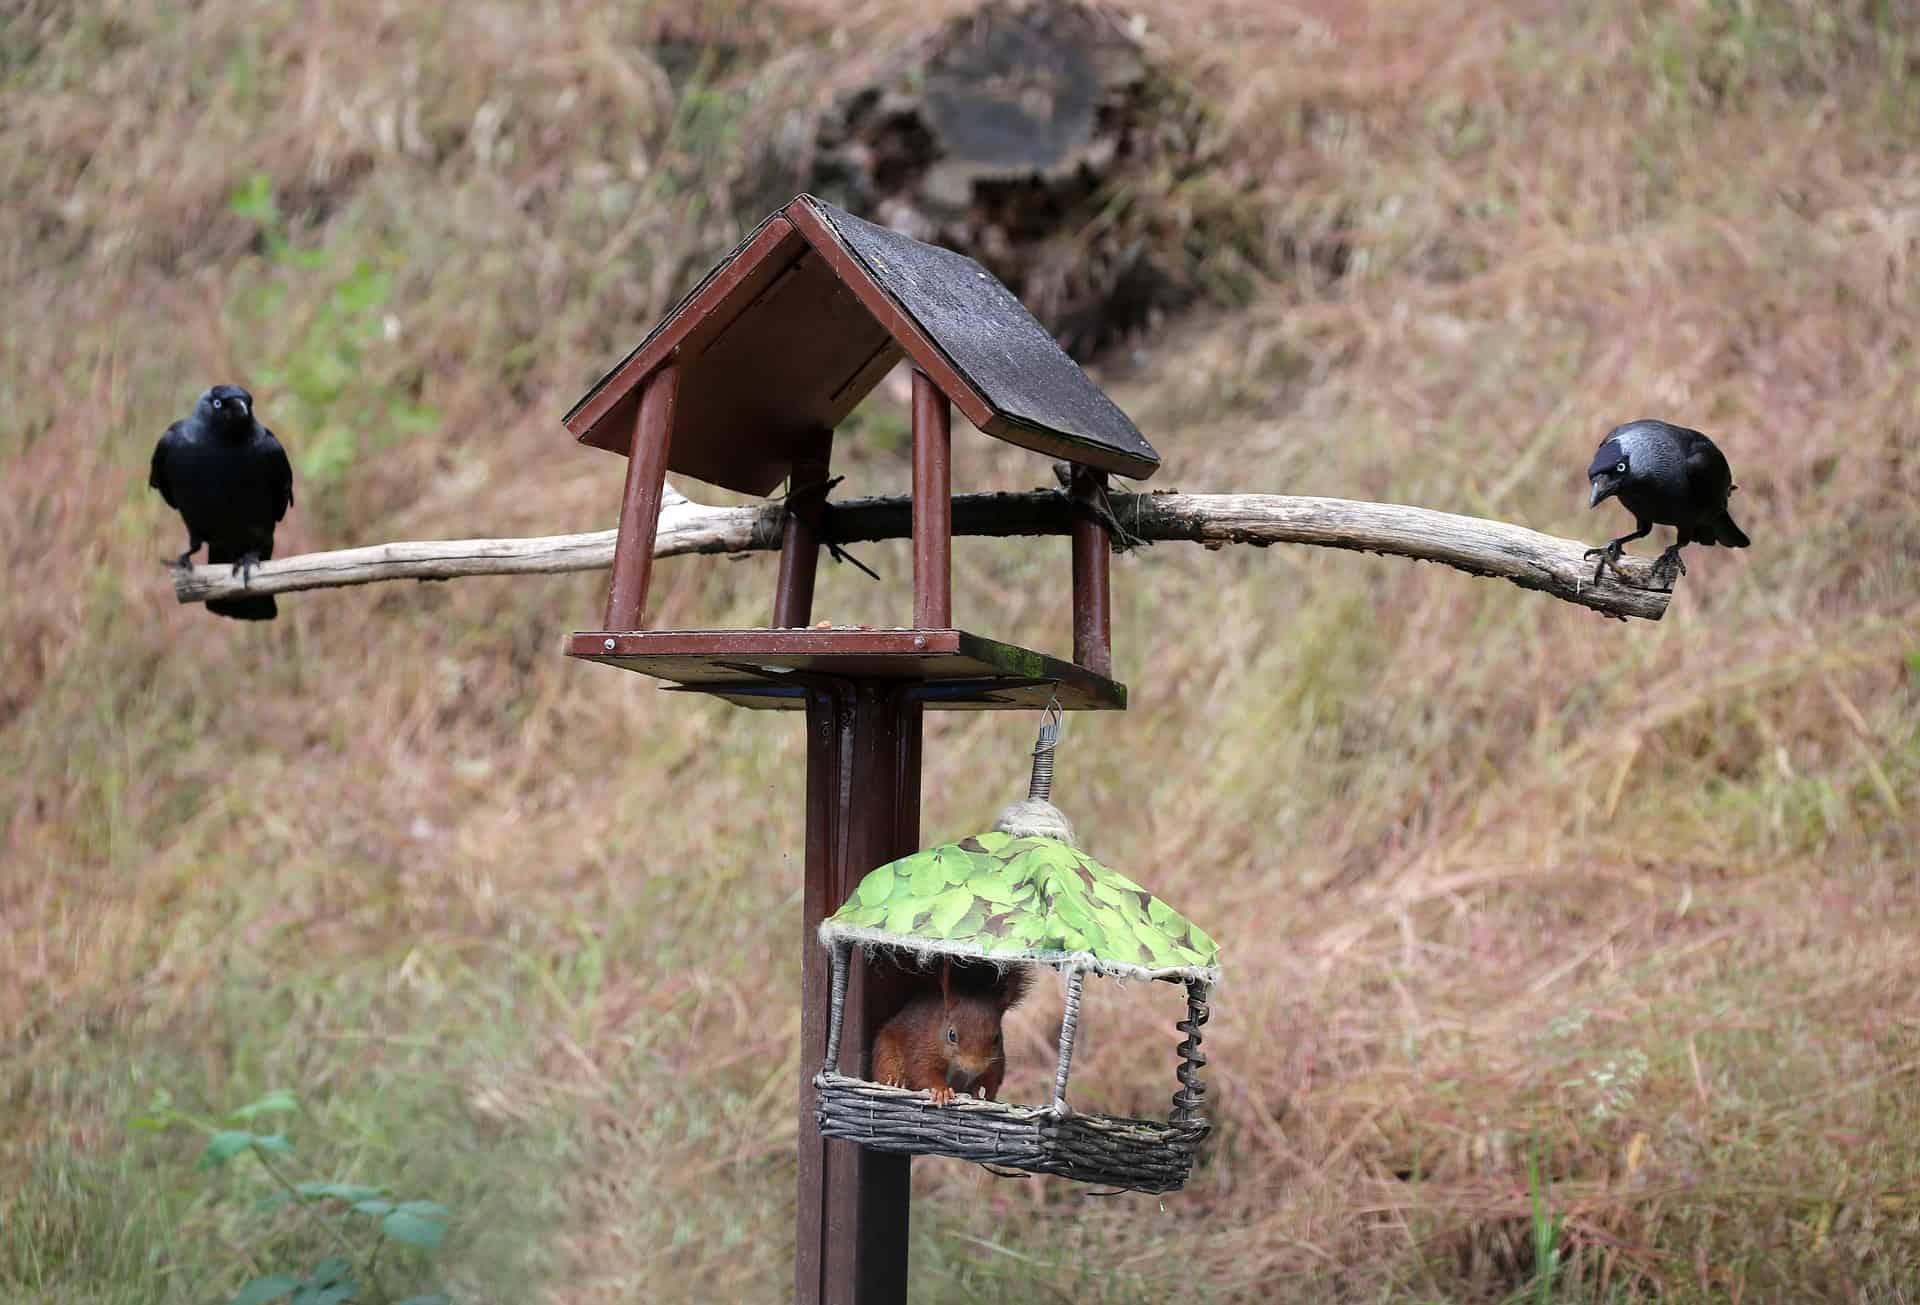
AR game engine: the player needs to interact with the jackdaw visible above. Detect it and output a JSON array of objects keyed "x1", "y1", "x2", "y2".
[
  {"x1": 149, "y1": 384, "x2": 295, "y2": 621},
  {"x1": 1584, "y1": 419, "x2": 1748, "y2": 590}
]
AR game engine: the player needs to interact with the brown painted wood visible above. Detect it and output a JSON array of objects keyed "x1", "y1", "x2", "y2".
[
  {"x1": 565, "y1": 628, "x2": 1128, "y2": 711},
  {"x1": 664, "y1": 681, "x2": 1083, "y2": 712},
  {"x1": 668, "y1": 251, "x2": 893, "y2": 494},
  {"x1": 794, "y1": 680, "x2": 841, "y2": 1304},
  {"x1": 602, "y1": 361, "x2": 681, "y2": 630},
  {"x1": 1070, "y1": 465, "x2": 1114, "y2": 677},
  {"x1": 911, "y1": 371, "x2": 953, "y2": 629},
  {"x1": 565, "y1": 216, "x2": 803, "y2": 450},
  {"x1": 773, "y1": 435, "x2": 834, "y2": 628},
  {"x1": 787, "y1": 201, "x2": 998, "y2": 435},
  {"x1": 566, "y1": 193, "x2": 1160, "y2": 496},
  {"x1": 798, "y1": 680, "x2": 917, "y2": 1305},
  {"x1": 566, "y1": 214, "x2": 901, "y2": 496},
  {"x1": 579, "y1": 628, "x2": 965, "y2": 659}
]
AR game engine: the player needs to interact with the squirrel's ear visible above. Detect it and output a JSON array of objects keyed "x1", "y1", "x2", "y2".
[
  {"x1": 999, "y1": 964, "x2": 1035, "y2": 1012},
  {"x1": 940, "y1": 955, "x2": 953, "y2": 1007}
]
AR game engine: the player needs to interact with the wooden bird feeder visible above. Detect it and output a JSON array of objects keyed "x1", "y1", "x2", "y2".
[
  {"x1": 561, "y1": 193, "x2": 1162, "y2": 1304},
  {"x1": 562, "y1": 192, "x2": 1160, "y2": 708}
]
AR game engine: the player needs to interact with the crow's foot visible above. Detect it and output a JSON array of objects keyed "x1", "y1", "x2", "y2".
[
  {"x1": 230, "y1": 552, "x2": 263, "y2": 584},
  {"x1": 1583, "y1": 542, "x2": 1625, "y2": 587},
  {"x1": 1649, "y1": 546, "x2": 1688, "y2": 591}
]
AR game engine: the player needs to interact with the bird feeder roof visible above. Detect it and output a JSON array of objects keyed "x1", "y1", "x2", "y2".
[
  {"x1": 820, "y1": 830, "x2": 1220, "y2": 984},
  {"x1": 562, "y1": 194, "x2": 1161, "y2": 496}
]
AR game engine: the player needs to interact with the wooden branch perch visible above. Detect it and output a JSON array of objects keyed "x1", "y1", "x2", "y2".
[{"x1": 169, "y1": 488, "x2": 1672, "y2": 621}]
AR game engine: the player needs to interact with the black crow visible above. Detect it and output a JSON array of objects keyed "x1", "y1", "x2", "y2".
[
  {"x1": 150, "y1": 384, "x2": 295, "y2": 621},
  {"x1": 1584, "y1": 418, "x2": 1748, "y2": 590}
]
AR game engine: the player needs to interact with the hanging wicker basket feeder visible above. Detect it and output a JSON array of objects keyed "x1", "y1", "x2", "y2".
[{"x1": 813, "y1": 706, "x2": 1220, "y2": 1193}]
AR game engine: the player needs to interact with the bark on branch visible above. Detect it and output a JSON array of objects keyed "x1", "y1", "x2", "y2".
[{"x1": 169, "y1": 488, "x2": 1671, "y2": 621}]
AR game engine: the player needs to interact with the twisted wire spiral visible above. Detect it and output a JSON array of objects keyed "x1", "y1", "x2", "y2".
[
  {"x1": 1028, "y1": 697, "x2": 1062, "y2": 802},
  {"x1": 1170, "y1": 979, "x2": 1210, "y2": 1139}
]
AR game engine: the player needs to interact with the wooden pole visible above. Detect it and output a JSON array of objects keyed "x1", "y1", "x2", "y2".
[
  {"x1": 170, "y1": 490, "x2": 1677, "y2": 623},
  {"x1": 910, "y1": 371, "x2": 953, "y2": 629},
  {"x1": 1069, "y1": 466, "x2": 1114, "y2": 676},
  {"x1": 602, "y1": 362, "x2": 680, "y2": 630},
  {"x1": 774, "y1": 434, "x2": 834, "y2": 628},
  {"x1": 797, "y1": 679, "x2": 918, "y2": 1305}
]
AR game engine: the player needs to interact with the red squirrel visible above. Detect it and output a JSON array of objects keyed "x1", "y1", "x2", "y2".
[{"x1": 872, "y1": 958, "x2": 1034, "y2": 1104}]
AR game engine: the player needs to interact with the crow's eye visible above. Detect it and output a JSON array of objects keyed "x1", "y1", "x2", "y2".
[
  {"x1": 211, "y1": 397, "x2": 223, "y2": 408},
  {"x1": 1614, "y1": 460, "x2": 1627, "y2": 473},
  {"x1": 944, "y1": 1026, "x2": 957, "y2": 1045}
]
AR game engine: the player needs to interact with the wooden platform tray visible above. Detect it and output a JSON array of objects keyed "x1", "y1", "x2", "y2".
[{"x1": 565, "y1": 627, "x2": 1125, "y2": 711}]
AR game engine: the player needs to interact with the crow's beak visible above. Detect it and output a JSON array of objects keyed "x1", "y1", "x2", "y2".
[{"x1": 1588, "y1": 479, "x2": 1614, "y2": 509}]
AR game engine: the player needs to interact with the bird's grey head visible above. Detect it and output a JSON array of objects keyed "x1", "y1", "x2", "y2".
[
  {"x1": 199, "y1": 384, "x2": 253, "y2": 426},
  {"x1": 1586, "y1": 420, "x2": 1676, "y2": 508},
  {"x1": 1587, "y1": 435, "x2": 1630, "y2": 509}
]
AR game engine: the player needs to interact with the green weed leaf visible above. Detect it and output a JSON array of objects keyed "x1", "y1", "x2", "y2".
[
  {"x1": 199, "y1": 1131, "x2": 259, "y2": 1168},
  {"x1": 387, "y1": 401, "x2": 440, "y2": 435},
  {"x1": 396, "y1": 1199, "x2": 453, "y2": 1218},
  {"x1": 228, "y1": 173, "x2": 279, "y2": 226},
  {"x1": 289, "y1": 1256, "x2": 357, "y2": 1305},
  {"x1": 230, "y1": 1089, "x2": 298, "y2": 1122},
  {"x1": 130, "y1": 1088, "x2": 177, "y2": 1133},
  {"x1": 291, "y1": 1284, "x2": 355, "y2": 1305},
  {"x1": 381, "y1": 1207, "x2": 447, "y2": 1250},
  {"x1": 296, "y1": 1181, "x2": 387, "y2": 1203},
  {"x1": 230, "y1": 1275, "x2": 299, "y2": 1305}
]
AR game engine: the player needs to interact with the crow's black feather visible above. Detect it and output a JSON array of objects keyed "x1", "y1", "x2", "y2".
[
  {"x1": 150, "y1": 384, "x2": 294, "y2": 621},
  {"x1": 1584, "y1": 418, "x2": 1748, "y2": 589}
]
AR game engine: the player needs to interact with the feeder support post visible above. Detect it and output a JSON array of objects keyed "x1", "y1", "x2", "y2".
[
  {"x1": 911, "y1": 370, "x2": 953, "y2": 628},
  {"x1": 797, "y1": 680, "x2": 921, "y2": 1305},
  {"x1": 603, "y1": 360, "x2": 681, "y2": 630},
  {"x1": 774, "y1": 432, "x2": 834, "y2": 628},
  {"x1": 1070, "y1": 465, "x2": 1113, "y2": 676}
]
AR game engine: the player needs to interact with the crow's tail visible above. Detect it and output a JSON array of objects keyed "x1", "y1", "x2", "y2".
[
  {"x1": 207, "y1": 593, "x2": 278, "y2": 620},
  {"x1": 1711, "y1": 511, "x2": 1750, "y2": 549}
]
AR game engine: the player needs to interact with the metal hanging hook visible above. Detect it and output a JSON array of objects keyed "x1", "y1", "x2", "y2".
[{"x1": 1028, "y1": 690, "x2": 1063, "y2": 802}]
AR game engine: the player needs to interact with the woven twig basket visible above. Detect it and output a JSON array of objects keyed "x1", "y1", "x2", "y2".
[{"x1": 811, "y1": 941, "x2": 1210, "y2": 1194}]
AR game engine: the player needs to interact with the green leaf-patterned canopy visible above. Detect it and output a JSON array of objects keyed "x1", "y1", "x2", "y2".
[{"x1": 820, "y1": 831, "x2": 1221, "y2": 983}]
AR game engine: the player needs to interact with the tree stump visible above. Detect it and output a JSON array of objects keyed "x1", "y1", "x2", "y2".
[{"x1": 807, "y1": 1, "x2": 1264, "y2": 361}]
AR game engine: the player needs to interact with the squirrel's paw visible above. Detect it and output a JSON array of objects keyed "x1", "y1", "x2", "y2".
[{"x1": 928, "y1": 1086, "x2": 956, "y2": 1105}]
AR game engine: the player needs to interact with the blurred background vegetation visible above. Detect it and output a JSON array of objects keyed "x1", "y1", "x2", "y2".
[{"x1": 3, "y1": 1, "x2": 1917, "y2": 1300}]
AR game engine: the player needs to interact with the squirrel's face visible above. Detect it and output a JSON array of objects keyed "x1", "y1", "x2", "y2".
[{"x1": 941, "y1": 1001, "x2": 1006, "y2": 1094}]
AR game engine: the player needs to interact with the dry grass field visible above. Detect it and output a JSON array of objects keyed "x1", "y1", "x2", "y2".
[{"x1": 3, "y1": 1, "x2": 1917, "y2": 1300}]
